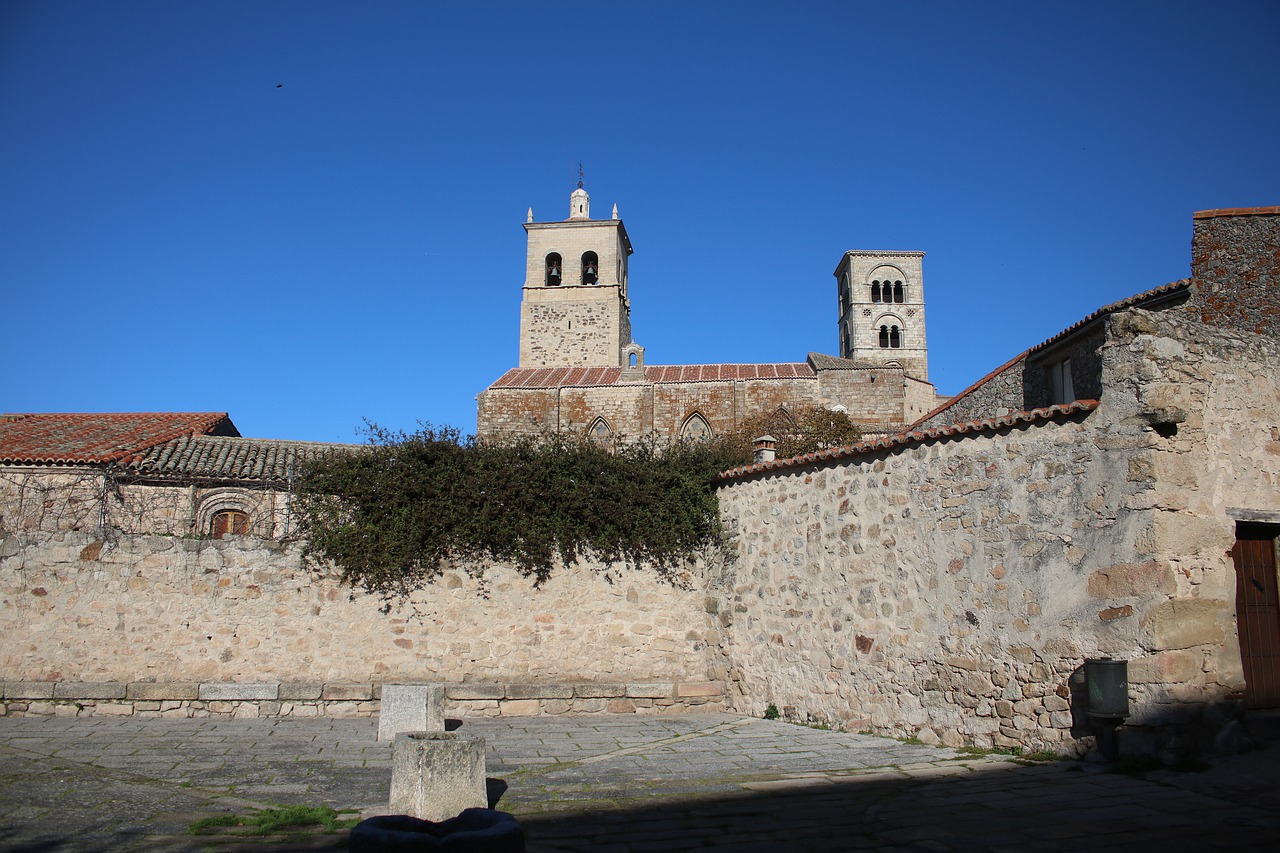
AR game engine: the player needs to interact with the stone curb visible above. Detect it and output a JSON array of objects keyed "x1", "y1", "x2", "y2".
[{"x1": 0, "y1": 680, "x2": 726, "y2": 718}]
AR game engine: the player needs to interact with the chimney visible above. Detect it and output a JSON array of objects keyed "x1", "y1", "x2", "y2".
[
  {"x1": 753, "y1": 435, "x2": 777, "y2": 464},
  {"x1": 1190, "y1": 207, "x2": 1280, "y2": 338}
]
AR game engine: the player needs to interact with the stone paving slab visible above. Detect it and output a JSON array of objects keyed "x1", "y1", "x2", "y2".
[{"x1": 2, "y1": 713, "x2": 1279, "y2": 851}]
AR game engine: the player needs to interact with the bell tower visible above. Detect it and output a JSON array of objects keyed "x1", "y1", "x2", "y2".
[
  {"x1": 834, "y1": 251, "x2": 929, "y2": 379},
  {"x1": 518, "y1": 182, "x2": 634, "y2": 368}
]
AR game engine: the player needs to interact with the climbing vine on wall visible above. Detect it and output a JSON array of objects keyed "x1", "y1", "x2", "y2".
[
  {"x1": 292, "y1": 424, "x2": 744, "y2": 597},
  {"x1": 293, "y1": 409, "x2": 860, "y2": 599}
]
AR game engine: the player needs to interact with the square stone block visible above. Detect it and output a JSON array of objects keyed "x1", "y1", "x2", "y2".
[
  {"x1": 198, "y1": 683, "x2": 278, "y2": 701},
  {"x1": 322, "y1": 683, "x2": 372, "y2": 701},
  {"x1": 5, "y1": 682, "x2": 55, "y2": 700},
  {"x1": 506, "y1": 683, "x2": 573, "y2": 700},
  {"x1": 446, "y1": 683, "x2": 506, "y2": 700},
  {"x1": 127, "y1": 682, "x2": 199, "y2": 701},
  {"x1": 54, "y1": 682, "x2": 126, "y2": 700},
  {"x1": 278, "y1": 682, "x2": 324, "y2": 701},
  {"x1": 574, "y1": 683, "x2": 624, "y2": 699},
  {"x1": 389, "y1": 732, "x2": 487, "y2": 822},
  {"x1": 378, "y1": 684, "x2": 445, "y2": 742},
  {"x1": 625, "y1": 682, "x2": 674, "y2": 699}
]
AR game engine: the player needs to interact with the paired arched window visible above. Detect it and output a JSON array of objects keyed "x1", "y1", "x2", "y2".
[
  {"x1": 582, "y1": 252, "x2": 599, "y2": 285},
  {"x1": 545, "y1": 253, "x2": 562, "y2": 286},
  {"x1": 210, "y1": 509, "x2": 250, "y2": 539},
  {"x1": 878, "y1": 325, "x2": 902, "y2": 349},
  {"x1": 870, "y1": 280, "x2": 905, "y2": 304}
]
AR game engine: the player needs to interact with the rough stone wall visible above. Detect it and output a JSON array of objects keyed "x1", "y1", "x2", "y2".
[
  {"x1": 1, "y1": 532, "x2": 722, "y2": 687},
  {"x1": 519, "y1": 293, "x2": 623, "y2": 368},
  {"x1": 476, "y1": 388, "x2": 560, "y2": 438},
  {"x1": 1025, "y1": 324, "x2": 1106, "y2": 409},
  {"x1": 917, "y1": 357, "x2": 1026, "y2": 429},
  {"x1": 1190, "y1": 209, "x2": 1280, "y2": 338},
  {"x1": 480, "y1": 377, "x2": 869, "y2": 443},
  {"x1": 0, "y1": 471, "x2": 293, "y2": 540},
  {"x1": 715, "y1": 307, "x2": 1280, "y2": 755},
  {"x1": 816, "y1": 369, "x2": 906, "y2": 427}
]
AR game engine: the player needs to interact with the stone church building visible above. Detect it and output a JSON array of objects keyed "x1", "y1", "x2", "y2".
[{"x1": 476, "y1": 184, "x2": 944, "y2": 442}]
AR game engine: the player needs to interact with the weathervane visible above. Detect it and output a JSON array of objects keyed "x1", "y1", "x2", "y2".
[{"x1": 577, "y1": 161, "x2": 584, "y2": 189}]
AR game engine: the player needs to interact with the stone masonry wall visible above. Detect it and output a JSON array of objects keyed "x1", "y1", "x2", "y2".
[
  {"x1": 917, "y1": 356, "x2": 1026, "y2": 429},
  {"x1": 715, "y1": 307, "x2": 1280, "y2": 756},
  {"x1": 1191, "y1": 208, "x2": 1280, "y2": 339},
  {"x1": 0, "y1": 471, "x2": 293, "y2": 540},
  {"x1": 1025, "y1": 323, "x2": 1107, "y2": 410},
  {"x1": 1, "y1": 531, "x2": 725, "y2": 717}
]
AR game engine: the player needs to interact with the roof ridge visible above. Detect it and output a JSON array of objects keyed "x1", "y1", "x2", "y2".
[{"x1": 720, "y1": 400, "x2": 1099, "y2": 482}]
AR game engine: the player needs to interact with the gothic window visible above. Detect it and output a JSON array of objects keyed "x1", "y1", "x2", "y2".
[
  {"x1": 210, "y1": 509, "x2": 250, "y2": 539},
  {"x1": 582, "y1": 251, "x2": 599, "y2": 285},
  {"x1": 681, "y1": 412, "x2": 713, "y2": 441},
  {"x1": 588, "y1": 417, "x2": 612, "y2": 444},
  {"x1": 893, "y1": 281, "x2": 904, "y2": 303},
  {"x1": 546, "y1": 253, "x2": 562, "y2": 286}
]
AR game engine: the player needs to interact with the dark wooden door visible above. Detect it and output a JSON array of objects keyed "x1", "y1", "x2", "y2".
[{"x1": 1233, "y1": 525, "x2": 1280, "y2": 708}]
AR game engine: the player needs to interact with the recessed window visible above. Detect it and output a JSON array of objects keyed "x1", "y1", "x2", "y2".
[
  {"x1": 681, "y1": 412, "x2": 713, "y2": 441},
  {"x1": 545, "y1": 253, "x2": 562, "y2": 286},
  {"x1": 1047, "y1": 358, "x2": 1075, "y2": 405},
  {"x1": 210, "y1": 510, "x2": 250, "y2": 539}
]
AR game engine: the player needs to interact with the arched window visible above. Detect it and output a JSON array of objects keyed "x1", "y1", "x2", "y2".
[
  {"x1": 681, "y1": 412, "x2": 713, "y2": 441},
  {"x1": 582, "y1": 251, "x2": 599, "y2": 285},
  {"x1": 893, "y1": 281, "x2": 904, "y2": 303},
  {"x1": 871, "y1": 280, "x2": 882, "y2": 303},
  {"x1": 545, "y1": 253, "x2": 562, "y2": 286},
  {"x1": 210, "y1": 509, "x2": 250, "y2": 539},
  {"x1": 879, "y1": 325, "x2": 889, "y2": 348},
  {"x1": 890, "y1": 325, "x2": 901, "y2": 348}
]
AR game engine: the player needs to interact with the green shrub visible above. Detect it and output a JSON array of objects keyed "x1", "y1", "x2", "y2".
[{"x1": 293, "y1": 425, "x2": 743, "y2": 599}]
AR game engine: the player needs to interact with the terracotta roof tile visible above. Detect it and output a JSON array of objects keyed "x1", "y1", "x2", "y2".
[
  {"x1": 718, "y1": 400, "x2": 1099, "y2": 482},
  {"x1": 488, "y1": 363, "x2": 815, "y2": 390},
  {"x1": 124, "y1": 435, "x2": 356, "y2": 484},
  {"x1": 0, "y1": 412, "x2": 237, "y2": 465}
]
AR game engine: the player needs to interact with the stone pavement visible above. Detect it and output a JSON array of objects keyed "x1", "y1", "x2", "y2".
[{"x1": 2, "y1": 712, "x2": 1279, "y2": 851}]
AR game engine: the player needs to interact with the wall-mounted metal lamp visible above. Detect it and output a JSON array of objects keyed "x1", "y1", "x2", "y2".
[{"x1": 1084, "y1": 657, "x2": 1129, "y2": 761}]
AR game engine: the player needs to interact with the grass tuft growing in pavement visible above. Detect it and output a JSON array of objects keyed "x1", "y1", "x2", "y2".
[{"x1": 188, "y1": 804, "x2": 360, "y2": 836}]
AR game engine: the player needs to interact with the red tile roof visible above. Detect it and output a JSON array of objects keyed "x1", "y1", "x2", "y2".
[
  {"x1": 0, "y1": 412, "x2": 237, "y2": 465},
  {"x1": 488, "y1": 363, "x2": 814, "y2": 390},
  {"x1": 717, "y1": 400, "x2": 1099, "y2": 482}
]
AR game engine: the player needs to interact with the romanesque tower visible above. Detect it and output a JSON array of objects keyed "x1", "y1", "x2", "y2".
[
  {"x1": 518, "y1": 183, "x2": 634, "y2": 368},
  {"x1": 834, "y1": 251, "x2": 928, "y2": 379}
]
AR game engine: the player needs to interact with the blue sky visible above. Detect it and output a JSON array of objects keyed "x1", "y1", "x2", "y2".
[{"x1": 3, "y1": 1, "x2": 1277, "y2": 443}]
